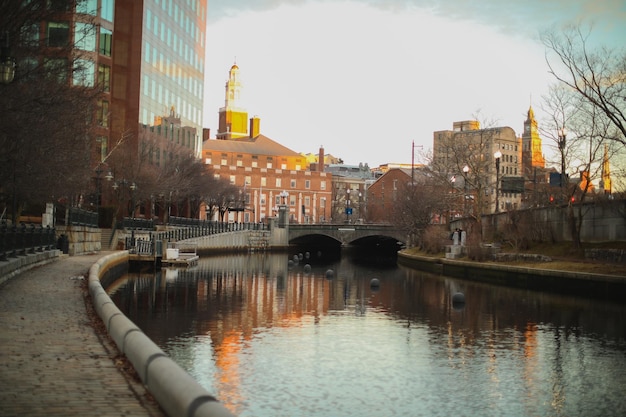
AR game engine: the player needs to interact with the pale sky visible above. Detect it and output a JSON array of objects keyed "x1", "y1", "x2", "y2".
[{"x1": 203, "y1": 0, "x2": 626, "y2": 167}]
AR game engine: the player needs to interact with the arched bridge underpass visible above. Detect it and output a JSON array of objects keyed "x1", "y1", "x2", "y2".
[{"x1": 287, "y1": 224, "x2": 407, "y2": 251}]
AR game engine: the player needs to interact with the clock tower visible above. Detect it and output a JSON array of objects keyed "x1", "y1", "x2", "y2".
[
  {"x1": 217, "y1": 63, "x2": 249, "y2": 140},
  {"x1": 521, "y1": 106, "x2": 545, "y2": 175}
]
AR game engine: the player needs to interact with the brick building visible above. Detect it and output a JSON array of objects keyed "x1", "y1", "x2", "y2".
[{"x1": 201, "y1": 64, "x2": 332, "y2": 224}]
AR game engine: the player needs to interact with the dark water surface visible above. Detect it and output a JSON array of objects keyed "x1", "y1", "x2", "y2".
[{"x1": 108, "y1": 252, "x2": 626, "y2": 417}]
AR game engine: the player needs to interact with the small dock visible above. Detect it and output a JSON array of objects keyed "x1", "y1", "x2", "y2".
[
  {"x1": 161, "y1": 243, "x2": 199, "y2": 267},
  {"x1": 127, "y1": 237, "x2": 163, "y2": 270}
]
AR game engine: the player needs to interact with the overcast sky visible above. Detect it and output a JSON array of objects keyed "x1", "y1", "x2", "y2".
[{"x1": 203, "y1": 0, "x2": 626, "y2": 167}]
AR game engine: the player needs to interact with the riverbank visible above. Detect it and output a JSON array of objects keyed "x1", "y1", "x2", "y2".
[{"x1": 398, "y1": 247, "x2": 626, "y2": 304}]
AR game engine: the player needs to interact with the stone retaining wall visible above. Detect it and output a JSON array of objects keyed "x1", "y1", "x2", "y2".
[
  {"x1": 88, "y1": 252, "x2": 235, "y2": 417},
  {"x1": 56, "y1": 225, "x2": 101, "y2": 255},
  {"x1": 398, "y1": 251, "x2": 626, "y2": 303}
]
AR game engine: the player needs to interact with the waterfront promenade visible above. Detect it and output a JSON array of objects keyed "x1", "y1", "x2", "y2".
[{"x1": 0, "y1": 252, "x2": 165, "y2": 417}]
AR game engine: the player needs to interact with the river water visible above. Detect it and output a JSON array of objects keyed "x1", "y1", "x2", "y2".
[{"x1": 108, "y1": 251, "x2": 626, "y2": 417}]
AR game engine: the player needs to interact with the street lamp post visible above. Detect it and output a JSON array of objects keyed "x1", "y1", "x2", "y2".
[
  {"x1": 345, "y1": 188, "x2": 351, "y2": 223},
  {"x1": 462, "y1": 165, "x2": 470, "y2": 216},
  {"x1": 0, "y1": 31, "x2": 16, "y2": 84},
  {"x1": 278, "y1": 190, "x2": 289, "y2": 227},
  {"x1": 558, "y1": 127, "x2": 567, "y2": 189},
  {"x1": 93, "y1": 165, "x2": 113, "y2": 227},
  {"x1": 494, "y1": 150, "x2": 502, "y2": 213}
]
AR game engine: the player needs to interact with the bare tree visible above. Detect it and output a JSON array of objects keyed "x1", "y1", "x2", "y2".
[
  {"x1": 0, "y1": 1, "x2": 101, "y2": 223},
  {"x1": 542, "y1": 24, "x2": 626, "y2": 147},
  {"x1": 392, "y1": 173, "x2": 449, "y2": 247}
]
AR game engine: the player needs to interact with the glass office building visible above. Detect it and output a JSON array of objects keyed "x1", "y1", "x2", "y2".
[{"x1": 111, "y1": 0, "x2": 207, "y2": 162}]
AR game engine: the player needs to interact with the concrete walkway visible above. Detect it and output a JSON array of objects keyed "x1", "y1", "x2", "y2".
[{"x1": 0, "y1": 252, "x2": 165, "y2": 417}]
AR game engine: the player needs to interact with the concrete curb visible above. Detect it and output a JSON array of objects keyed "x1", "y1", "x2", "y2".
[{"x1": 88, "y1": 251, "x2": 236, "y2": 417}]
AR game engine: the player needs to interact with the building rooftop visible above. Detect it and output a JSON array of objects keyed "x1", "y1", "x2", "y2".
[{"x1": 203, "y1": 134, "x2": 302, "y2": 157}]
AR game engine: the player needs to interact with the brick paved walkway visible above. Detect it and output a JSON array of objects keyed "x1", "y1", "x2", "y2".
[{"x1": 0, "y1": 253, "x2": 165, "y2": 417}]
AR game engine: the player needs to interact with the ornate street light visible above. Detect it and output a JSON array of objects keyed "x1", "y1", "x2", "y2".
[
  {"x1": 494, "y1": 150, "x2": 502, "y2": 213},
  {"x1": 345, "y1": 188, "x2": 351, "y2": 223},
  {"x1": 462, "y1": 165, "x2": 470, "y2": 216},
  {"x1": 0, "y1": 31, "x2": 16, "y2": 84},
  {"x1": 557, "y1": 127, "x2": 567, "y2": 189}
]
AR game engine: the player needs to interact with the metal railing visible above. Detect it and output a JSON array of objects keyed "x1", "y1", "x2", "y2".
[
  {"x1": 0, "y1": 223, "x2": 57, "y2": 261},
  {"x1": 121, "y1": 220, "x2": 267, "y2": 257},
  {"x1": 121, "y1": 217, "x2": 155, "y2": 230},
  {"x1": 169, "y1": 216, "x2": 268, "y2": 232},
  {"x1": 55, "y1": 206, "x2": 98, "y2": 228}
]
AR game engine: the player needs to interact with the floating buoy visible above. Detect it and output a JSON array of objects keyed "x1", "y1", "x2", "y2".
[
  {"x1": 325, "y1": 269, "x2": 334, "y2": 279},
  {"x1": 298, "y1": 253, "x2": 304, "y2": 260},
  {"x1": 288, "y1": 260, "x2": 294, "y2": 268},
  {"x1": 293, "y1": 255, "x2": 299, "y2": 264},
  {"x1": 370, "y1": 278, "x2": 380, "y2": 288},
  {"x1": 305, "y1": 252, "x2": 310, "y2": 259},
  {"x1": 452, "y1": 292, "x2": 465, "y2": 304},
  {"x1": 304, "y1": 264, "x2": 311, "y2": 273}
]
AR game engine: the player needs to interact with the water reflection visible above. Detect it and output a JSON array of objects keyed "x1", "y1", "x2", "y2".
[{"x1": 108, "y1": 252, "x2": 626, "y2": 417}]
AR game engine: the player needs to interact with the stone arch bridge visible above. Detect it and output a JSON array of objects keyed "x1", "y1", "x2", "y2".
[{"x1": 287, "y1": 224, "x2": 407, "y2": 247}]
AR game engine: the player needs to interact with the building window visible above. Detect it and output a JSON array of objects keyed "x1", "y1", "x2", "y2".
[
  {"x1": 97, "y1": 64, "x2": 110, "y2": 91},
  {"x1": 229, "y1": 175, "x2": 235, "y2": 184},
  {"x1": 289, "y1": 196, "x2": 296, "y2": 206},
  {"x1": 305, "y1": 180, "x2": 310, "y2": 189},
  {"x1": 321, "y1": 181, "x2": 326, "y2": 190},
  {"x1": 304, "y1": 196, "x2": 310, "y2": 206},
  {"x1": 97, "y1": 99, "x2": 109, "y2": 127},
  {"x1": 75, "y1": 22, "x2": 96, "y2": 51},
  {"x1": 43, "y1": 58, "x2": 67, "y2": 83},
  {"x1": 77, "y1": 0, "x2": 97, "y2": 15},
  {"x1": 73, "y1": 59, "x2": 95, "y2": 87},
  {"x1": 221, "y1": 158, "x2": 227, "y2": 166},
  {"x1": 96, "y1": 136, "x2": 107, "y2": 162},
  {"x1": 245, "y1": 176, "x2": 251, "y2": 186},
  {"x1": 205, "y1": 157, "x2": 211, "y2": 165},
  {"x1": 261, "y1": 177, "x2": 267, "y2": 187},
  {"x1": 99, "y1": 28, "x2": 112, "y2": 56},
  {"x1": 46, "y1": 21, "x2": 69, "y2": 47},
  {"x1": 236, "y1": 160, "x2": 242, "y2": 167},
  {"x1": 320, "y1": 197, "x2": 326, "y2": 208},
  {"x1": 47, "y1": 0, "x2": 70, "y2": 11},
  {"x1": 101, "y1": 0, "x2": 114, "y2": 21},
  {"x1": 267, "y1": 162, "x2": 272, "y2": 169},
  {"x1": 281, "y1": 163, "x2": 287, "y2": 169},
  {"x1": 276, "y1": 178, "x2": 281, "y2": 188},
  {"x1": 290, "y1": 179, "x2": 296, "y2": 188}
]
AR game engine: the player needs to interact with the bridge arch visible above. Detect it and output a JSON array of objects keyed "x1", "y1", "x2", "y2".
[{"x1": 288, "y1": 224, "x2": 407, "y2": 248}]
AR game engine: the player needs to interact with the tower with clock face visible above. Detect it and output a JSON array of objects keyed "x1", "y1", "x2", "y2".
[
  {"x1": 521, "y1": 106, "x2": 545, "y2": 174},
  {"x1": 217, "y1": 63, "x2": 249, "y2": 140}
]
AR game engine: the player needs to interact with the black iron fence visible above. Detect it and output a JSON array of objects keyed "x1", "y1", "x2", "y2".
[
  {"x1": 55, "y1": 206, "x2": 98, "y2": 228},
  {"x1": 120, "y1": 217, "x2": 154, "y2": 230},
  {"x1": 0, "y1": 223, "x2": 57, "y2": 261}
]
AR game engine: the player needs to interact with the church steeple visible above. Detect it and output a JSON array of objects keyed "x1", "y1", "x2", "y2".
[{"x1": 217, "y1": 63, "x2": 248, "y2": 140}]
